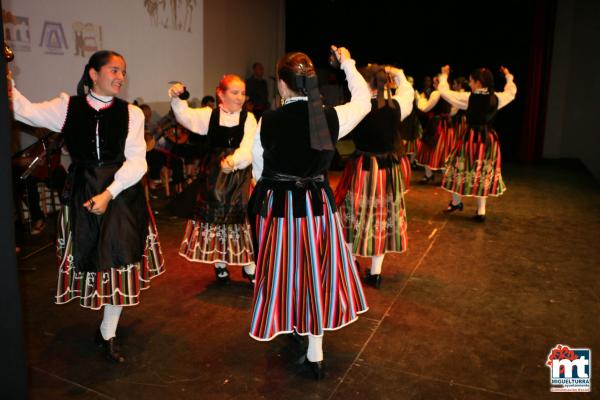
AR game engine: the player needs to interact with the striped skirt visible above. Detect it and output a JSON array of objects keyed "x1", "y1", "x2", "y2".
[
  {"x1": 416, "y1": 119, "x2": 455, "y2": 170},
  {"x1": 441, "y1": 129, "x2": 506, "y2": 197},
  {"x1": 55, "y1": 205, "x2": 165, "y2": 310},
  {"x1": 399, "y1": 154, "x2": 412, "y2": 193},
  {"x1": 249, "y1": 189, "x2": 368, "y2": 341},
  {"x1": 404, "y1": 139, "x2": 419, "y2": 156},
  {"x1": 179, "y1": 220, "x2": 254, "y2": 265},
  {"x1": 337, "y1": 155, "x2": 408, "y2": 257}
]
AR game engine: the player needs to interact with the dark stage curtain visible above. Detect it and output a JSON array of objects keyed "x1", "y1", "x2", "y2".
[{"x1": 519, "y1": 0, "x2": 557, "y2": 162}]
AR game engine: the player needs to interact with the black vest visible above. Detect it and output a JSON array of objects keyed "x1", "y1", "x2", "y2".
[
  {"x1": 467, "y1": 93, "x2": 499, "y2": 127},
  {"x1": 431, "y1": 95, "x2": 452, "y2": 116},
  {"x1": 249, "y1": 101, "x2": 340, "y2": 218},
  {"x1": 352, "y1": 99, "x2": 400, "y2": 154},
  {"x1": 61, "y1": 96, "x2": 148, "y2": 272},
  {"x1": 62, "y1": 96, "x2": 129, "y2": 165},
  {"x1": 260, "y1": 101, "x2": 339, "y2": 178},
  {"x1": 207, "y1": 108, "x2": 247, "y2": 150}
]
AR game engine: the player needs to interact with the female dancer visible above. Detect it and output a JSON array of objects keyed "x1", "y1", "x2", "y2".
[
  {"x1": 335, "y1": 64, "x2": 414, "y2": 288},
  {"x1": 439, "y1": 65, "x2": 517, "y2": 220},
  {"x1": 12, "y1": 50, "x2": 165, "y2": 363},
  {"x1": 415, "y1": 75, "x2": 455, "y2": 183},
  {"x1": 248, "y1": 46, "x2": 370, "y2": 379},
  {"x1": 169, "y1": 75, "x2": 257, "y2": 283}
]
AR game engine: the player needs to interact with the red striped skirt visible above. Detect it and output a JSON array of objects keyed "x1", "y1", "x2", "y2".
[
  {"x1": 249, "y1": 189, "x2": 368, "y2": 341},
  {"x1": 441, "y1": 129, "x2": 506, "y2": 197},
  {"x1": 416, "y1": 119, "x2": 455, "y2": 170},
  {"x1": 179, "y1": 220, "x2": 254, "y2": 265},
  {"x1": 55, "y1": 204, "x2": 165, "y2": 310},
  {"x1": 336, "y1": 154, "x2": 408, "y2": 257}
]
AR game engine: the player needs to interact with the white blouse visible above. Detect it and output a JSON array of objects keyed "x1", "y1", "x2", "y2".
[
  {"x1": 251, "y1": 58, "x2": 371, "y2": 180},
  {"x1": 12, "y1": 87, "x2": 147, "y2": 199},
  {"x1": 438, "y1": 73, "x2": 517, "y2": 110},
  {"x1": 387, "y1": 68, "x2": 414, "y2": 121},
  {"x1": 170, "y1": 101, "x2": 258, "y2": 170}
]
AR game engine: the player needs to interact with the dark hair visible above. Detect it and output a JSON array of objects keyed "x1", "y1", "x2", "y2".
[
  {"x1": 454, "y1": 76, "x2": 470, "y2": 92},
  {"x1": 276, "y1": 52, "x2": 318, "y2": 96},
  {"x1": 469, "y1": 68, "x2": 494, "y2": 93},
  {"x1": 201, "y1": 95, "x2": 215, "y2": 107},
  {"x1": 360, "y1": 64, "x2": 396, "y2": 110},
  {"x1": 76, "y1": 50, "x2": 124, "y2": 96},
  {"x1": 276, "y1": 52, "x2": 332, "y2": 151}
]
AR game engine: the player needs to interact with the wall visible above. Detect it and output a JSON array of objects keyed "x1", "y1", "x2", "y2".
[
  {"x1": 544, "y1": 0, "x2": 600, "y2": 179},
  {"x1": 203, "y1": 0, "x2": 284, "y2": 109},
  {"x1": 3, "y1": 0, "x2": 204, "y2": 111},
  {"x1": 3, "y1": 0, "x2": 285, "y2": 117}
]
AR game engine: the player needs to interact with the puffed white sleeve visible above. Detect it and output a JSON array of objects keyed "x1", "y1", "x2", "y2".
[
  {"x1": 251, "y1": 119, "x2": 264, "y2": 181},
  {"x1": 438, "y1": 74, "x2": 470, "y2": 110},
  {"x1": 230, "y1": 112, "x2": 258, "y2": 169},
  {"x1": 106, "y1": 105, "x2": 148, "y2": 198},
  {"x1": 417, "y1": 90, "x2": 442, "y2": 112},
  {"x1": 170, "y1": 98, "x2": 212, "y2": 134},
  {"x1": 390, "y1": 68, "x2": 414, "y2": 121},
  {"x1": 333, "y1": 59, "x2": 372, "y2": 139},
  {"x1": 496, "y1": 74, "x2": 517, "y2": 110},
  {"x1": 12, "y1": 87, "x2": 69, "y2": 132}
]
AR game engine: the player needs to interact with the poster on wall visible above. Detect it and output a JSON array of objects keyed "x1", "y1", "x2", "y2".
[
  {"x1": 73, "y1": 22, "x2": 103, "y2": 57},
  {"x1": 39, "y1": 21, "x2": 69, "y2": 55},
  {"x1": 143, "y1": 0, "x2": 197, "y2": 32},
  {"x1": 3, "y1": 10, "x2": 31, "y2": 52}
]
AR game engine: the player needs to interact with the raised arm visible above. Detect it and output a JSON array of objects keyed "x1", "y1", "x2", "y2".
[
  {"x1": 12, "y1": 86, "x2": 69, "y2": 132},
  {"x1": 332, "y1": 47, "x2": 371, "y2": 139},
  {"x1": 387, "y1": 67, "x2": 414, "y2": 121},
  {"x1": 496, "y1": 66, "x2": 517, "y2": 110},
  {"x1": 417, "y1": 90, "x2": 442, "y2": 112},
  {"x1": 169, "y1": 83, "x2": 212, "y2": 134},
  {"x1": 438, "y1": 68, "x2": 470, "y2": 110}
]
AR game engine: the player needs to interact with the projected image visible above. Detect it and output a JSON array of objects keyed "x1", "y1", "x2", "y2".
[{"x1": 144, "y1": 0, "x2": 197, "y2": 32}]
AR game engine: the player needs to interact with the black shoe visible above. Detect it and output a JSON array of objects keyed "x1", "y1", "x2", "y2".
[
  {"x1": 215, "y1": 265, "x2": 230, "y2": 284},
  {"x1": 242, "y1": 268, "x2": 256, "y2": 284},
  {"x1": 473, "y1": 213, "x2": 486, "y2": 222},
  {"x1": 297, "y1": 354, "x2": 325, "y2": 380},
  {"x1": 444, "y1": 201, "x2": 464, "y2": 213},
  {"x1": 95, "y1": 329, "x2": 125, "y2": 363},
  {"x1": 365, "y1": 270, "x2": 382, "y2": 289}
]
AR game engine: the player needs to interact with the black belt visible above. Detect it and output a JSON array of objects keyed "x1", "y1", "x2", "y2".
[{"x1": 262, "y1": 173, "x2": 325, "y2": 189}]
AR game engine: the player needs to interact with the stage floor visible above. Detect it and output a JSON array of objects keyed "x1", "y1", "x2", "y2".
[{"x1": 16, "y1": 160, "x2": 600, "y2": 399}]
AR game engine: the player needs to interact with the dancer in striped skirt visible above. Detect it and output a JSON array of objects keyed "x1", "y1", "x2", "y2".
[
  {"x1": 335, "y1": 64, "x2": 414, "y2": 288},
  {"x1": 12, "y1": 51, "x2": 165, "y2": 363},
  {"x1": 438, "y1": 65, "x2": 517, "y2": 220},
  {"x1": 169, "y1": 75, "x2": 257, "y2": 284},
  {"x1": 248, "y1": 46, "x2": 370, "y2": 379},
  {"x1": 415, "y1": 75, "x2": 455, "y2": 183}
]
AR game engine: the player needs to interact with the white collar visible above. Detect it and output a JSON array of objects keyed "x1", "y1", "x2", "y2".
[
  {"x1": 283, "y1": 96, "x2": 307, "y2": 105},
  {"x1": 474, "y1": 88, "x2": 489, "y2": 94},
  {"x1": 219, "y1": 104, "x2": 240, "y2": 115},
  {"x1": 88, "y1": 90, "x2": 113, "y2": 103}
]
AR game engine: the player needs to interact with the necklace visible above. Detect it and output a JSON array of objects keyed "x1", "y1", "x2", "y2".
[{"x1": 89, "y1": 91, "x2": 112, "y2": 104}]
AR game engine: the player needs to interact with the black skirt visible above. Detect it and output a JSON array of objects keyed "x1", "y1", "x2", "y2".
[
  {"x1": 66, "y1": 163, "x2": 148, "y2": 272},
  {"x1": 168, "y1": 149, "x2": 251, "y2": 224}
]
